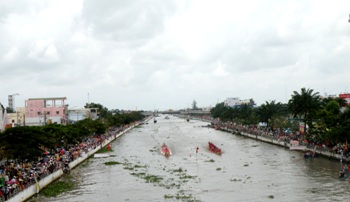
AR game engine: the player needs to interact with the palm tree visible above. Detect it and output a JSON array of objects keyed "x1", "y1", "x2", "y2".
[
  {"x1": 288, "y1": 88, "x2": 321, "y2": 137},
  {"x1": 256, "y1": 100, "x2": 287, "y2": 128}
]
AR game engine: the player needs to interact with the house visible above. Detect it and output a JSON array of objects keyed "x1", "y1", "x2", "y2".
[
  {"x1": 6, "y1": 107, "x2": 25, "y2": 127},
  {"x1": 25, "y1": 97, "x2": 67, "y2": 126}
]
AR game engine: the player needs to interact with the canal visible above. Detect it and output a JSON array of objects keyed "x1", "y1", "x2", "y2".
[{"x1": 37, "y1": 115, "x2": 349, "y2": 202}]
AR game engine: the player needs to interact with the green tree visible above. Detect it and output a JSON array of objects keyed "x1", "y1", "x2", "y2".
[
  {"x1": 339, "y1": 107, "x2": 350, "y2": 141},
  {"x1": 0, "y1": 126, "x2": 53, "y2": 162},
  {"x1": 288, "y1": 88, "x2": 321, "y2": 136},
  {"x1": 236, "y1": 104, "x2": 257, "y2": 125},
  {"x1": 256, "y1": 101, "x2": 288, "y2": 129},
  {"x1": 210, "y1": 102, "x2": 226, "y2": 118}
]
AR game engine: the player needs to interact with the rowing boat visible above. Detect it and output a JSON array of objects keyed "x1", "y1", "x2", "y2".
[
  {"x1": 208, "y1": 142, "x2": 222, "y2": 155},
  {"x1": 161, "y1": 143, "x2": 172, "y2": 156}
]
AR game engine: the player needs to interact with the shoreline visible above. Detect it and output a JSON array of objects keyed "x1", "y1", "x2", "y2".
[
  {"x1": 188, "y1": 116, "x2": 349, "y2": 163},
  {"x1": 7, "y1": 116, "x2": 153, "y2": 202}
]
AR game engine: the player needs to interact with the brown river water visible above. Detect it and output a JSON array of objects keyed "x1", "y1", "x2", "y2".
[{"x1": 35, "y1": 115, "x2": 349, "y2": 202}]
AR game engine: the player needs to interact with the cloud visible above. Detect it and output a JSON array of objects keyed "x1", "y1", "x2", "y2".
[{"x1": 1, "y1": 0, "x2": 350, "y2": 110}]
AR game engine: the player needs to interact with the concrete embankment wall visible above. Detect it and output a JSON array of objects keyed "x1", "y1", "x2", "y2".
[
  {"x1": 219, "y1": 126, "x2": 345, "y2": 161},
  {"x1": 189, "y1": 116, "x2": 346, "y2": 161},
  {"x1": 8, "y1": 125, "x2": 137, "y2": 202}
]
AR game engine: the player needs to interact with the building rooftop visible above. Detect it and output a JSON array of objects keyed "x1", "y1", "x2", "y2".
[{"x1": 28, "y1": 97, "x2": 67, "y2": 101}]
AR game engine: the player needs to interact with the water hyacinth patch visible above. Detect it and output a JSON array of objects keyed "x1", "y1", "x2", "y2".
[{"x1": 104, "y1": 161, "x2": 122, "y2": 165}]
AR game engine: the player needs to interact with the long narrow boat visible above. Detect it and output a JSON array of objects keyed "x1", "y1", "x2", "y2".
[
  {"x1": 339, "y1": 166, "x2": 350, "y2": 180},
  {"x1": 339, "y1": 170, "x2": 350, "y2": 180},
  {"x1": 161, "y1": 143, "x2": 172, "y2": 156},
  {"x1": 208, "y1": 142, "x2": 222, "y2": 155}
]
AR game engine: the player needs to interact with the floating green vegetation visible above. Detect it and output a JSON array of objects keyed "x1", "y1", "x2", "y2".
[
  {"x1": 96, "y1": 146, "x2": 113, "y2": 153},
  {"x1": 216, "y1": 168, "x2": 222, "y2": 171},
  {"x1": 173, "y1": 168, "x2": 184, "y2": 173},
  {"x1": 179, "y1": 175, "x2": 196, "y2": 179},
  {"x1": 205, "y1": 159, "x2": 215, "y2": 163},
  {"x1": 131, "y1": 172, "x2": 146, "y2": 177},
  {"x1": 268, "y1": 195, "x2": 274, "y2": 199},
  {"x1": 134, "y1": 164, "x2": 147, "y2": 169},
  {"x1": 164, "y1": 194, "x2": 174, "y2": 199},
  {"x1": 123, "y1": 166, "x2": 134, "y2": 170},
  {"x1": 230, "y1": 178, "x2": 242, "y2": 182},
  {"x1": 163, "y1": 182, "x2": 181, "y2": 189},
  {"x1": 40, "y1": 178, "x2": 75, "y2": 197},
  {"x1": 144, "y1": 174, "x2": 163, "y2": 183},
  {"x1": 164, "y1": 193, "x2": 198, "y2": 201},
  {"x1": 104, "y1": 161, "x2": 122, "y2": 165},
  {"x1": 174, "y1": 192, "x2": 198, "y2": 201}
]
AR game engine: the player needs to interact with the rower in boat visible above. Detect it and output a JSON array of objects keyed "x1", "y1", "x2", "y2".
[
  {"x1": 208, "y1": 142, "x2": 222, "y2": 155},
  {"x1": 161, "y1": 143, "x2": 172, "y2": 156}
]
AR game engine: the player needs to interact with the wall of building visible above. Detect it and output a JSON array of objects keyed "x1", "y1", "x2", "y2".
[{"x1": 25, "y1": 98, "x2": 66, "y2": 126}]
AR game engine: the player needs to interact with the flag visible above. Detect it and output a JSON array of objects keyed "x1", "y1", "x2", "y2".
[{"x1": 196, "y1": 147, "x2": 199, "y2": 154}]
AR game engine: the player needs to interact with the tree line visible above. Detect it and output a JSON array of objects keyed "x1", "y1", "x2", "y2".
[
  {"x1": 210, "y1": 88, "x2": 350, "y2": 144},
  {"x1": 0, "y1": 103, "x2": 145, "y2": 162}
]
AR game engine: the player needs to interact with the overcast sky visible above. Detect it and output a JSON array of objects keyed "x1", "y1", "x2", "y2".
[{"x1": 1, "y1": 0, "x2": 350, "y2": 111}]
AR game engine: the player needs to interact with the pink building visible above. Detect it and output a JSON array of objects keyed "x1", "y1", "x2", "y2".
[{"x1": 25, "y1": 97, "x2": 67, "y2": 126}]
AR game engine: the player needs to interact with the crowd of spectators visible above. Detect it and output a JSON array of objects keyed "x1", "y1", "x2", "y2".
[
  {"x1": 0, "y1": 124, "x2": 130, "y2": 201},
  {"x1": 194, "y1": 115, "x2": 350, "y2": 161}
]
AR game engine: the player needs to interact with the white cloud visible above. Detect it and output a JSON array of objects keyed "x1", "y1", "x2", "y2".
[
  {"x1": 1, "y1": 0, "x2": 350, "y2": 110},
  {"x1": 3, "y1": 47, "x2": 19, "y2": 61}
]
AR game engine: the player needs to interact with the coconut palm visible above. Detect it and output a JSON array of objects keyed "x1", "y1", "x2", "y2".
[
  {"x1": 288, "y1": 87, "x2": 321, "y2": 137},
  {"x1": 256, "y1": 100, "x2": 288, "y2": 128}
]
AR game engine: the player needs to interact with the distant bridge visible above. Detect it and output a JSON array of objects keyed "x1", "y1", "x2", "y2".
[{"x1": 142, "y1": 110, "x2": 211, "y2": 116}]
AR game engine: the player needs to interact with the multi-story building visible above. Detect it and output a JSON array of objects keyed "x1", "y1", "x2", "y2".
[
  {"x1": 25, "y1": 97, "x2": 67, "y2": 126},
  {"x1": 6, "y1": 107, "x2": 25, "y2": 126},
  {"x1": 224, "y1": 97, "x2": 251, "y2": 107},
  {"x1": 67, "y1": 108, "x2": 97, "y2": 123}
]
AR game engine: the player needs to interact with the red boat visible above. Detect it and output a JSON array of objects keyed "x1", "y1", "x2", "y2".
[
  {"x1": 208, "y1": 142, "x2": 222, "y2": 155},
  {"x1": 161, "y1": 143, "x2": 172, "y2": 156}
]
